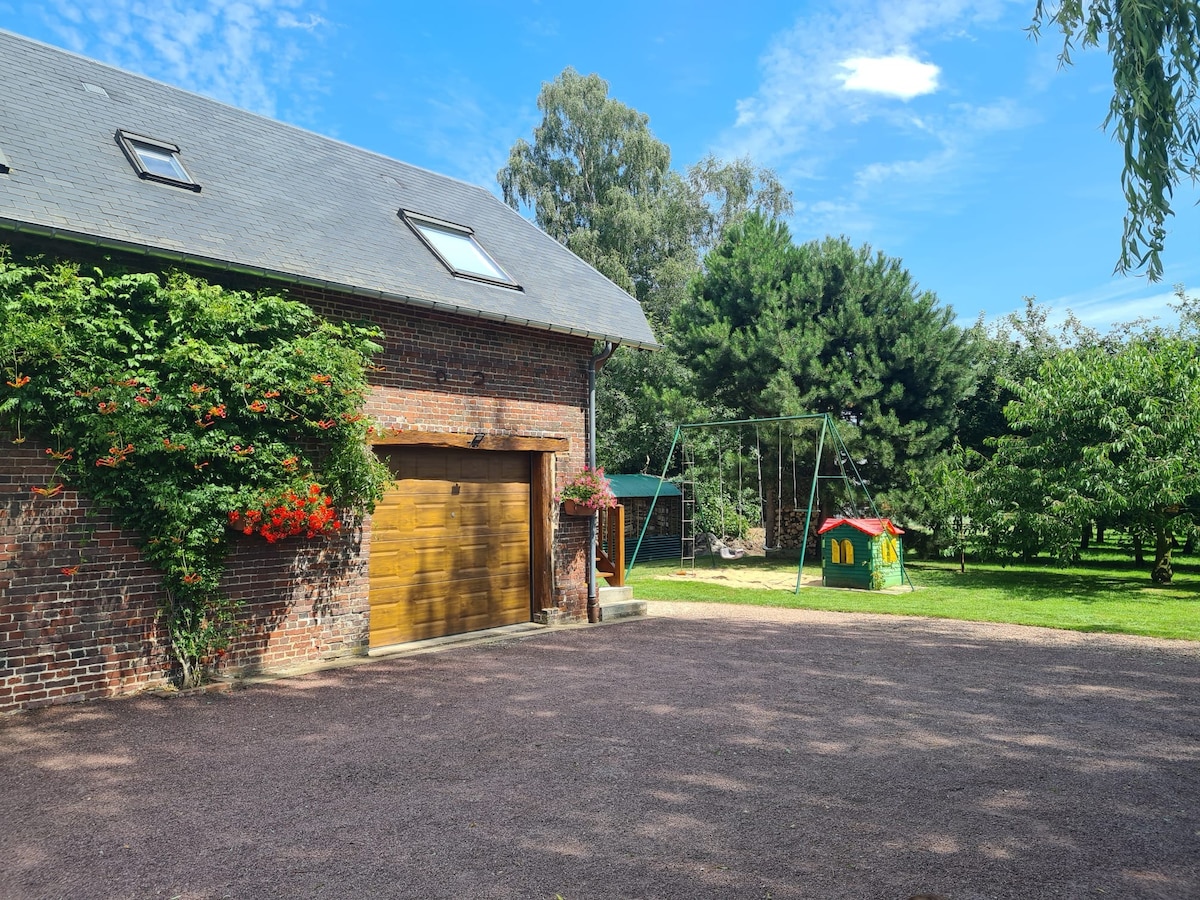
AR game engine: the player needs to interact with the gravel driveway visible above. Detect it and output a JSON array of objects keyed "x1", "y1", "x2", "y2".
[{"x1": 2, "y1": 602, "x2": 1198, "y2": 900}]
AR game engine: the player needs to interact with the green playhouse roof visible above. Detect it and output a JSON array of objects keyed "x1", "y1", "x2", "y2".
[
  {"x1": 818, "y1": 517, "x2": 904, "y2": 537},
  {"x1": 607, "y1": 475, "x2": 682, "y2": 499}
]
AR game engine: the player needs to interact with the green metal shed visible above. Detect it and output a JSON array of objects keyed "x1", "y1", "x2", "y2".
[
  {"x1": 608, "y1": 475, "x2": 682, "y2": 561},
  {"x1": 818, "y1": 517, "x2": 905, "y2": 590}
]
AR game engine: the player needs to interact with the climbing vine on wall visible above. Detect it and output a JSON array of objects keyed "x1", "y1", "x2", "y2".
[{"x1": 0, "y1": 250, "x2": 390, "y2": 687}]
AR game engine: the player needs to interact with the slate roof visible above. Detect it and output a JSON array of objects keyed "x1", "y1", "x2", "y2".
[{"x1": 0, "y1": 30, "x2": 658, "y2": 350}]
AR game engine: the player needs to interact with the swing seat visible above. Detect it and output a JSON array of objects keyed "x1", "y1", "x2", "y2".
[{"x1": 704, "y1": 533, "x2": 747, "y2": 560}]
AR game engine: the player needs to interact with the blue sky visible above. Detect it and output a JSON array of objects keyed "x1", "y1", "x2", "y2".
[{"x1": 2, "y1": 0, "x2": 1197, "y2": 332}]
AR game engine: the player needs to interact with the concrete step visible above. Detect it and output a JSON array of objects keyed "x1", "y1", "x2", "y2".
[
  {"x1": 599, "y1": 585, "x2": 633, "y2": 602},
  {"x1": 598, "y1": 585, "x2": 646, "y2": 620}
]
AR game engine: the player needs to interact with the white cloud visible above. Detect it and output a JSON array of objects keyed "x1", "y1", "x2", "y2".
[
  {"x1": 716, "y1": 1, "x2": 1035, "y2": 247},
  {"x1": 959, "y1": 285, "x2": 1185, "y2": 337},
  {"x1": 855, "y1": 147, "x2": 956, "y2": 189},
  {"x1": 277, "y1": 11, "x2": 325, "y2": 30},
  {"x1": 378, "y1": 71, "x2": 536, "y2": 193},
  {"x1": 837, "y1": 54, "x2": 940, "y2": 100},
  {"x1": 854, "y1": 99, "x2": 1028, "y2": 193},
  {"x1": 40, "y1": 0, "x2": 329, "y2": 120},
  {"x1": 1041, "y1": 283, "x2": 1184, "y2": 333},
  {"x1": 790, "y1": 197, "x2": 878, "y2": 243},
  {"x1": 417, "y1": 84, "x2": 516, "y2": 191},
  {"x1": 725, "y1": 1, "x2": 1024, "y2": 163},
  {"x1": 520, "y1": 16, "x2": 559, "y2": 42}
]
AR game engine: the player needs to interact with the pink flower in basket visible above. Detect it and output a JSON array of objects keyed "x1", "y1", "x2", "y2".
[{"x1": 557, "y1": 466, "x2": 617, "y2": 513}]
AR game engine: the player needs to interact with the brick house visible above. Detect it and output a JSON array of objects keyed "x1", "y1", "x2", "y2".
[{"x1": 0, "y1": 31, "x2": 656, "y2": 712}]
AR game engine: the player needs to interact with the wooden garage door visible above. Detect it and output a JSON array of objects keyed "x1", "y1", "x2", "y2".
[{"x1": 369, "y1": 448, "x2": 531, "y2": 647}]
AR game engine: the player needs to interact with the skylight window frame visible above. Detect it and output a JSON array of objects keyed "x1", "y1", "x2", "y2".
[
  {"x1": 401, "y1": 210, "x2": 520, "y2": 290},
  {"x1": 0, "y1": 147, "x2": 10, "y2": 174},
  {"x1": 116, "y1": 129, "x2": 200, "y2": 192}
]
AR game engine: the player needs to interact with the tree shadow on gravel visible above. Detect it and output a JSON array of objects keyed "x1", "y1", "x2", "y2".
[{"x1": 2, "y1": 615, "x2": 1198, "y2": 899}]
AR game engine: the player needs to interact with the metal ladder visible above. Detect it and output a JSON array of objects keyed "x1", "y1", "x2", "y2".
[{"x1": 679, "y1": 438, "x2": 697, "y2": 572}]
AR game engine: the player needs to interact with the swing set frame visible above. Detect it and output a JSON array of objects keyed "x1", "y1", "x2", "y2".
[{"x1": 627, "y1": 413, "x2": 897, "y2": 593}]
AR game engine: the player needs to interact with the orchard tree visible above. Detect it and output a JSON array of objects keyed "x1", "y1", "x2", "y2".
[
  {"x1": 956, "y1": 298, "x2": 1097, "y2": 454},
  {"x1": 910, "y1": 441, "x2": 987, "y2": 571},
  {"x1": 980, "y1": 336, "x2": 1200, "y2": 581},
  {"x1": 673, "y1": 213, "x2": 976, "y2": 515},
  {"x1": 1032, "y1": 1, "x2": 1200, "y2": 280}
]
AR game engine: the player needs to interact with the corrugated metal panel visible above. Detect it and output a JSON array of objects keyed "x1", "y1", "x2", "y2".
[{"x1": 608, "y1": 474, "x2": 681, "y2": 498}]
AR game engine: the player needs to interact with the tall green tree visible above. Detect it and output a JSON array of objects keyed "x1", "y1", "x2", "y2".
[
  {"x1": 499, "y1": 68, "x2": 793, "y2": 476},
  {"x1": 1032, "y1": 1, "x2": 1200, "y2": 280},
  {"x1": 594, "y1": 346, "x2": 707, "y2": 475},
  {"x1": 497, "y1": 67, "x2": 680, "y2": 312},
  {"x1": 498, "y1": 68, "x2": 792, "y2": 327},
  {"x1": 673, "y1": 213, "x2": 976, "y2": 514},
  {"x1": 979, "y1": 335, "x2": 1200, "y2": 581},
  {"x1": 497, "y1": 67, "x2": 671, "y2": 245},
  {"x1": 685, "y1": 153, "x2": 796, "y2": 258}
]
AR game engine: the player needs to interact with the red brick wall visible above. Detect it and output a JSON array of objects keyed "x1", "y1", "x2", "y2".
[
  {"x1": 300, "y1": 286, "x2": 595, "y2": 615},
  {"x1": 1, "y1": 441, "x2": 163, "y2": 710},
  {"x1": 0, "y1": 274, "x2": 598, "y2": 714},
  {"x1": 1, "y1": 438, "x2": 373, "y2": 711}
]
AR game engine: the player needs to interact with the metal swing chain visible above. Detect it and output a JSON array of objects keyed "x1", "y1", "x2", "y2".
[
  {"x1": 717, "y1": 431, "x2": 726, "y2": 543},
  {"x1": 791, "y1": 435, "x2": 798, "y2": 506},
  {"x1": 754, "y1": 427, "x2": 763, "y2": 531},
  {"x1": 736, "y1": 429, "x2": 744, "y2": 529},
  {"x1": 774, "y1": 424, "x2": 784, "y2": 550}
]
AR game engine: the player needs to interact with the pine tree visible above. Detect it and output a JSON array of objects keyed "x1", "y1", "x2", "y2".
[{"x1": 673, "y1": 214, "x2": 976, "y2": 514}]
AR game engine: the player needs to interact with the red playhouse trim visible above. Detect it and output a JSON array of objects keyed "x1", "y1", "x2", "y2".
[{"x1": 817, "y1": 517, "x2": 905, "y2": 537}]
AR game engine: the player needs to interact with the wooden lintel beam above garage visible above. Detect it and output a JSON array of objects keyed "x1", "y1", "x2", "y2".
[{"x1": 371, "y1": 432, "x2": 569, "y2": 453}]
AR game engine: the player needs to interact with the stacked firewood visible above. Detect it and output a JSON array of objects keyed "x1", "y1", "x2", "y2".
[{"x1": 771, "y1": 505, "x2": 813, "y2": 550}]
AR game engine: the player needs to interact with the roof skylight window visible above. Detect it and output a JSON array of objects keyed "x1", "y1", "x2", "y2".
[
  {"x1": 116, "y1": 130, "x2": 200, "y2": 192},
  {"x1": 401, "y1": 211, "x2": 518, "y2": 288},
  {"x1": 0, "y1": 147, "x2": 9, "y2": 174}
]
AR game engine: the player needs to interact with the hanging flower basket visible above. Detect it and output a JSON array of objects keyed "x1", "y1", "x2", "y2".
[
  {"x1": 558, "y1": 467, "x2": 617, "y2": 516},
  {"x1": 561, "y1": 498, "x2": 594, "y2": 517}
]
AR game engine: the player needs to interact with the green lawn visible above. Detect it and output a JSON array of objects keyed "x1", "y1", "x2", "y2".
[{"x1": 625, "y1": 553, "x2": 1200, "y2": 641}]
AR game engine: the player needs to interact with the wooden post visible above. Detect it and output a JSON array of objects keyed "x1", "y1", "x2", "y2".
[
  {"x1": 595, "y1": 504, "x2": 626, "y2": 588},
  {"x1": 610, "y1": 504, "x2": 625, "y2": 587},
  {"x1": 531, "y1": 452, "x2": 554, "y2": 613}
]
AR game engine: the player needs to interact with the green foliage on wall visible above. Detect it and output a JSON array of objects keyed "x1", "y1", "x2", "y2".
[{"x1": 0, "y1": 251, "x2": 389, "y2": 686}]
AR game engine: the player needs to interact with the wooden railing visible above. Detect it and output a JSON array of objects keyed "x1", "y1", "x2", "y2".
[{"x1": 595, "y1": 503, "x2": 625, "y2": 588}]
